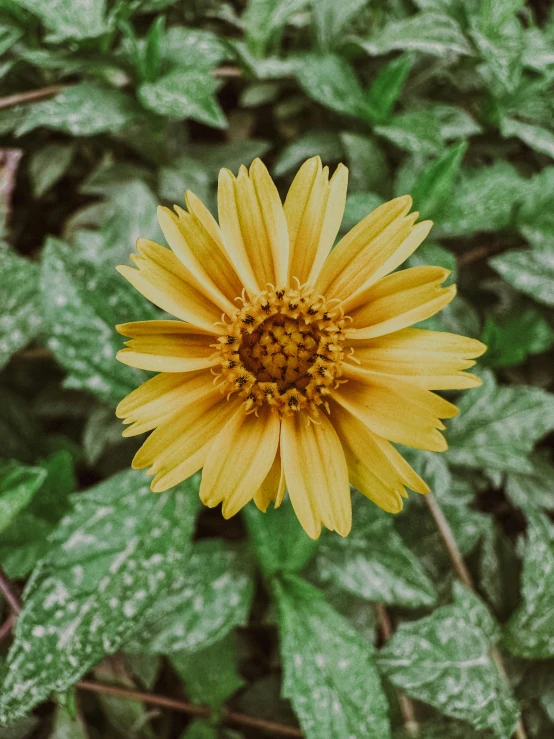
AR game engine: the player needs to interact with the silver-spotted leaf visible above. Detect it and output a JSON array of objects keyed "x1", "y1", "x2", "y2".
[
  {"x1": 0, "y1": 469, "x2": 200, "y2": 725},
  {"x1": 314, "y1": 497, "x2": 436, "y2": 608},
  {"x1": 274, "y1": 574, "x2": 391, "y2": 739},
  {"x1": 377, "y1": 582, "x2": 519, "y2": 738},
  {"x1": 127, "y1": 539, "x2": 253, "y2": 655}
]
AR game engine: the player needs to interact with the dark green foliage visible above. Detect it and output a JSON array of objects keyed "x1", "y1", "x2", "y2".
[{"x1": 1, "y1": 0, "x2": 554, "y2": 737}]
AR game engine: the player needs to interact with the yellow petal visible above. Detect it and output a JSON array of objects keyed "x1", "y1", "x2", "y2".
[
  {"x1": 342, "y1": 220, "x2": 434, "y2": 313},
  {"x1": 117, "y1": 239, "x2": 222, "y2": 333},
  {"x1": 285, "y1": 157, "x2": 348, "y2": 286},
  {"x1": 157, "y1": 205, "x2": 237, "y2": 316},
  {"x1": 217, "y1": 162, "x2": 288, "y2": 295},
  {"x1": 134, "y1": 394, "x2": 240, "y2": 492},
  {"x1": 347, "y1": 328, "x2": 486, "y2": 390},
  {"x1": 346, "y1": 267, "x2": 456, "y2": 341},
  {"x1": 250, "y1": 158, "x2": 289, "y2": 287},
  {"x1": 253, "y1": 451, "x2": 286, "y2": 512},
  {"x1": 334, "y1": 366, "x2": 457, "y2": 452},
  {"x1": 314, "y1": 195, "x2": 416, "y2": 301},
  {"x1": 116, "y1": 370, "x2": 215, "y2": 437},
  {"x1": 330, "y1": 401, "x2": 408, "y2": 512},
  {"x1": 117, "y1": 330, "x2": 219, "y2": 372},
  {"x1": 116, "y1": 320, "x2": 211, "y2": 337},
  {"x1": 200, "y1": 404, "x2": 281, "y2": 518},
  {"x1": 280, "y1": 412, "x2": 351, "y2": 539}
]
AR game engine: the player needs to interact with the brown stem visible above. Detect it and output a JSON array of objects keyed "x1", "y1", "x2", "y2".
[
  {"x1": 0, "y1": 613, "x2": 15, "y2": 642},
  {"x1": 423, "y1": 494, "x2": 527, "y2": 739},
  {"x1": 0, "y1": 567, "x2": 21, "y2": 615},
  {"x1": 376, "y1": 604, "x2": 419, "y2": 737},
  {"x1": 0, "y1": 66, "x2": 242, "y2": 112},
  {"x1": 457, "y1": 243, "x2": 503, "y2": 268},
  {"x1": 0, "y1": 85, "x2": 66, "y2": 111},
  {"x1": 77, "y1": 680, "x2": 302, "y2": 737}
]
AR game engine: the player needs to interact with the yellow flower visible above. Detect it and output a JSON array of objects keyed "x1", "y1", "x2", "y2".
[{"x1": 115, "y1": 157, "x2": 485, "y2": 539}]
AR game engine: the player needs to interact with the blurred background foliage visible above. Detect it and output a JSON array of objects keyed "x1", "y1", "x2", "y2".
[{"x1": 0, "y1": 0, "x2": 554, "y2": 737}]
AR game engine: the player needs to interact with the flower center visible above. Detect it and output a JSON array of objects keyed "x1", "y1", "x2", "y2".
[{"x1": 214, "y1": 286, "x2": 348, "y2": 416}]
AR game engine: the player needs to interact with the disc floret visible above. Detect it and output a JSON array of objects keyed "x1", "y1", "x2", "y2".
[{"x1": 214, "y1": 285, "x2": 348, "y2": 416}]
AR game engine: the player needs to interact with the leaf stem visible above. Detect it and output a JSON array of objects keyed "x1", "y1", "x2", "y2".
[
  {"x1": 424, "y1": 494, "x2": 527, "y2": 739},
  {"x1": 0, "y1": 566, "x2": 21, "y2": 615},
  {"x1": 376, "y1": 603, "x2": 420, "y2": 737},
  {"x1": 0, "y1": 613, "x2": 15, "y2": 642},
  {"x1": 76, "y1": 680, "x2": 303, "y2": 737}
]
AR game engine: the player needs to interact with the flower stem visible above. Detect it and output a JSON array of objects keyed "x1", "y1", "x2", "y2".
[
  {"x1": 424, "y1": 493, "x2": 527, "y2": 739},
  {"x1": 376, "y1": 603, "x2": 420, "y2": 737}
]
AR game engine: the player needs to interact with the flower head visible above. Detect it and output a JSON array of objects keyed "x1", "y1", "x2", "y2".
[{"x1": 115, "y1": 157, "x2": 485, "y2": 539}]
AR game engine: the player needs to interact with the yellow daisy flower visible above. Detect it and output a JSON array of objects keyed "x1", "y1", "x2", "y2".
[{"x1": 115, "y1": 157, "x2": 485, "y2": 539}]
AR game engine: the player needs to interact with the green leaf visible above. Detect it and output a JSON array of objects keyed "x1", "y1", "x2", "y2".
[
  {"x1": 185, "y1": 140, "x2": 271, "y2": 178},
  {"x1": 17, "y1": 85, "x2": 138, "y2": 137},
  {"x1": 14, "y1": 0, "x2": 109, "y2": 42},
  {"x1": 273, "y1": 131, "x2": 343, "y2": 177},
  {"x1": 161, "y1": 26, "x2": 229, "y2": 71},
  {"x1": 359, "y1": 13, "x2": 472, "y2": 57},
  {"x1": 365, "y1": 55, "x2": 412, "y2": 125},
  {"x1": 396, "y1": 452, "x2": 490, "y2": 572},
  {"x1": 375, "y1": 110, "x2": 443, "y2": 156},
  {"x1": 0, "y1": 250, "x2": 42, "y2": 370},
  {"x1": 445, "y1": 369, "x2": 554, "y2": 474},
  {"x1": 244, "y1": 0, "x2": 310, "y2": 57},
  {"x1": 489, "y1": 245, "x2": 554, "y2": 308},
  {"x1": 427, "y1": 104, "x2": 482, "y2": 141},
  {"x1": 481, "y1": 308, "x2": 554, "y2": 368},
  {"x1": 0, "y1": 21, "x2": 23, "y2": 56},
  {"x1": 312, "y1": 0, "x2": 369, "y2": 52},
  {"x1": 340, "y1": 133, "x2": 390, "y2": 194},
  {"x1": 0, "y1": 469, "x2": 200, "y2": 725},
  {"x1": 82, "y1": 405, "x2": 127, "y2": 466},
  {"x1": 143, "y1": 16, "x2": 165, "y2": 82},
  {"x1": 293, "y1": 54, "x2": 367, "y2": 119},
  {"x1": 93, "y1": 179, "x2": 162, "y2": 266},
  {"x1": 274, "y1": 574, "x2": 391, "y2": 739},
  {"x1": 92, "y1": 660, "x2": 153, "y2": 738},
  {"x1": 0, "y1": 715, "x2": 38, "y2": 739},
  {"x1": 180, "y1": 721, "x2": 218, "y2": 739},
  {"x1": 0, "y1": 461, "x2": 46, "y2": 537},
  {"x1": 470, "y1": 17, "x2": 524, "y2": 94},
  {"x1": 501, "y1": 117, "x2": 554, "y2": 160},
  {"x1": 378, "y1": 582, "x2": 519, "y2": 738},
  {"x1": 243, "y1": 498, "x2": 318, "y2": 580},
  {"x1": 49, "y1": 703, "x2": 88, "y2": 738},
  {"x1": 29, "y1": 143, "x2": 75, "y2": 198},
  {"x1": 139, "y1": 69, "x2": 226, "y2": 129},
  {"x1": 516, "y1": 167, "x2": 554, "y2": 249},
  {"x1": 410, "y1": 141, "x2": 467, "y2": 219},
  {"x1": 171, "y1": 634, "x2": 244, "y2": 709},
  {"x1": 433, "y1": 162, "x2": 524, "y2": 238},
  {"x1": 314, "y1": 497, "x2": 436, "y2": 608},
  {"x1": 0, "y1": 451, "x2": 76, "y2": 579},
  {"x1": 504, "y1": 511, "x2": 554, "y2": 658},
  {"x1": 506, "y1": 453, "x2": 554, "y2": 512},
  {"x1": 158, "y1": 156, "x2": 211, "y2": 206},
  {"x1": 40, "y1": 237, "x2": 154, "y2": 405},
  {"x1": 127, "y1": 539, "x2": 253, "y2": 655}
]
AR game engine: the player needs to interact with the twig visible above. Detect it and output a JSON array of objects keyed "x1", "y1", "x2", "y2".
[
  {"x1": 77, "y1": 680, "x2": 302, "y2": 737},
  {"x1": 0, "y1": 566, "x2": 21, "y2": 615},
  {"x1": 457, "y1": 243, "x2": 503, "y2": 268},
  {"x1": 423, "y1": 494, "x2": 528, "y2": 739},
  {"x1": 0, "y1": 613, "x2": 15, "y2": 642},
  {"x1": 0, "y1": 66, "x2": 242, "y2": 112},
  {"x1": 0, "y1": 85, "x2": 66, "y2": 111},
  {"x1": 376, "y1": 604, "x2": 419, "y2": 737}
]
